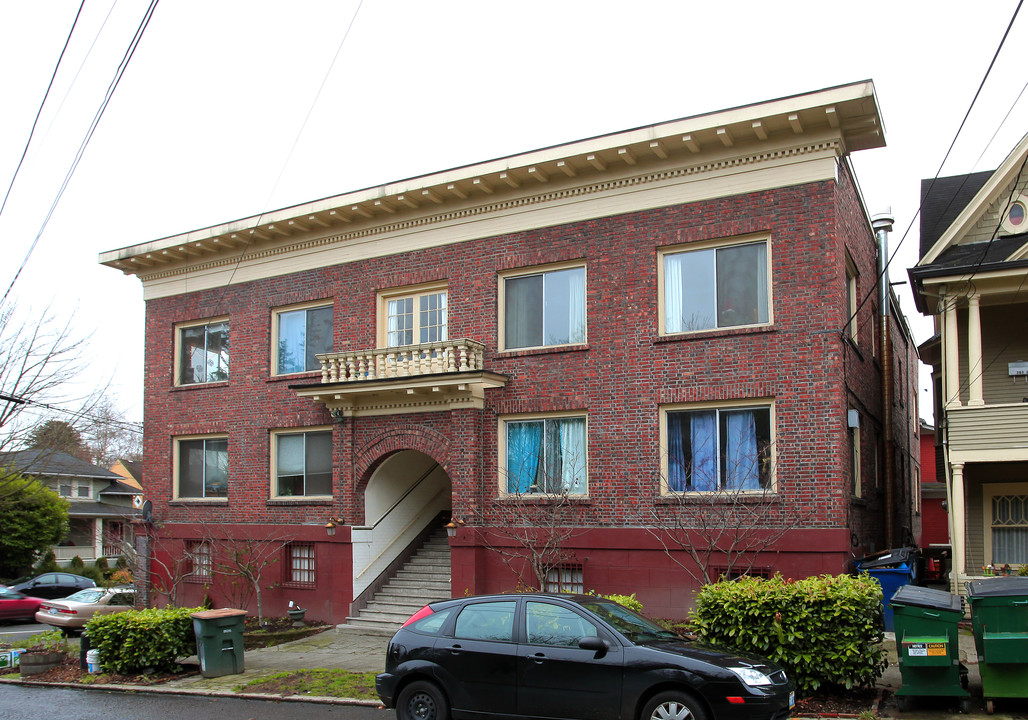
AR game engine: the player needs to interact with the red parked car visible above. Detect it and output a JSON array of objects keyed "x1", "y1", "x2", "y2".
[{"x1": 0, "y1": 585, "x2": 43, "y2": 622}]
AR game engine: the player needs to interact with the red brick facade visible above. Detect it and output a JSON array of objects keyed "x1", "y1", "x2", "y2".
[{"x1": 138, "y1": 164, "x2": 919, "y2": 621}]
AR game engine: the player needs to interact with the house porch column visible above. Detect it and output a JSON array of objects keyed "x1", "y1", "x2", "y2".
[
  {"x1": 949, "y1": 461, "x2": 966, "y2": 594},
  {"x1": 943, "y1": 288, "x2": 961, "y2": 408},
  {"x1": 967, "y1": 293, "x2": 984, "y2": 406}
]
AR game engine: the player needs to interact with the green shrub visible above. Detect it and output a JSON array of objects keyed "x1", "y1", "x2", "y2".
[
  {"x1": 85, "y1": 606, "x2": 201, "y2": 674},
  {"x1": 691, "y1": 573, "x2": 887, "y2": 695},
  {"x1": 32, "y1": 550, "x2": 58, "y2": 574},
  {"x1": 94, "y1": 556, "x2": 110, "y2": 576},
  {"x1": 69, "y1": 555, "x2": 85, "y2": 573},
  {"x1": 602, "y1": 593, "x2": 644, "y2": 613}
]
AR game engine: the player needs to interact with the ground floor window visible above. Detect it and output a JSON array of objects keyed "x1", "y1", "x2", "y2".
[
  {"x1": 187, "y1": 540, "x2": 213, "y2": 582},
  {"x1": 286, "y1": 543, "x2": 316, "y2": 586},
  {"x1": 991, "y1": 492, "x2": 1028, "y2": 565},
  {"x1": 545, "y1": 565, "x2": 583, "y2": 594},
  {"x1": 502, "y1": 414, "x2": 587, "y2": 495}
]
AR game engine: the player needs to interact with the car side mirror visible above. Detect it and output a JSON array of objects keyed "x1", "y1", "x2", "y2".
[{"x1": 578, "y1": 635, "x2": 610, "y2": 657}]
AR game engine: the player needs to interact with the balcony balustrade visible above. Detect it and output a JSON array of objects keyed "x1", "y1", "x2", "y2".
[{"x1": 317, "y1": 339, "x2": 486, "y2": 383}]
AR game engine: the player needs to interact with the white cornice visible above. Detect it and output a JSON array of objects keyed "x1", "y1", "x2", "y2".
[{"x1": 100, "y1": 81, "x2": 883, "y2": 298}]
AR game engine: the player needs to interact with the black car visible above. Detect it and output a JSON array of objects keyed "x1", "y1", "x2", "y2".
[
  {"x1": 7, "y1": 572, "x2": 96, "y2": 600},
  {"x1": 376, "y1": 593, "x2": 795, "y2": 720}
]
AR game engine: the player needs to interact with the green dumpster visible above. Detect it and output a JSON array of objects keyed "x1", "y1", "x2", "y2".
[
  {"x1": 891, "y1": 584, "x2": 969, "y2": 713},
  {"x1": 966, "y1": 576, "x2": 1028, "y2": 715},
  {"x1": 191, "y1": 608, "x2": 247, "y2": 678}
]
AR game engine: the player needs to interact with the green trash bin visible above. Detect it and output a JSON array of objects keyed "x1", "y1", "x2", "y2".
[
  {"x1": 191, "y1": 608, "x2": 248, "y2": 678},
  {"x1": 966, "y1": 576, "x2": 1028, "y2": 715},
  {"x1": 891, "y1": 584, "x2": 970, "y2": 713}
]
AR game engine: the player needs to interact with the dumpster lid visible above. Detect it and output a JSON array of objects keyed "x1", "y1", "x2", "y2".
[
  {"x1": 856, "y1": 547, "x2": 916, "y2": 569},
  {"x1": 191, "y1": 608, "x2": 248, "y2": 620},
  {"x1": 890, "y1": 584, "x2": 962, "y2": 612},
  {"x1": 965, "y1": 576, "x2": 1028, "y2": 598}
]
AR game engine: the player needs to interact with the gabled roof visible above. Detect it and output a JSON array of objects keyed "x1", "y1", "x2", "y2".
[
  {"x1": 919, "y1": 171, "x2": 993, "y2": 258},
  {"x1": 0, "y1": 449, "x2": 123, "y2": 480},
  {"x1": 909, "y1": 131, "x2": 1028, "y2": 314}
]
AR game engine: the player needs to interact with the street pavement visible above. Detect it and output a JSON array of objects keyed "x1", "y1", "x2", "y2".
[{"x1": 4, "y1": 621, "x2": 1028, "y2": 718}]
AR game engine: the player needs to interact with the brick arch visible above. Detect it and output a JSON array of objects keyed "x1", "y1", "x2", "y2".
[{"x1": 353, "y1": 425, "x2": 452, "y2": 492}]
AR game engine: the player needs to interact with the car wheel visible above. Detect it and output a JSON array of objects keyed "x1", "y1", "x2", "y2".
[
  {"x1": 397, "y1": 680, "x2": 449, "y2": 720},
  {"x1": 642, "y1": 691, "x2": 708, "y2": 720}
]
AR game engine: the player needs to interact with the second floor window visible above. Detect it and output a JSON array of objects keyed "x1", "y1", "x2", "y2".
[
  {"x1": 382, "y1": 287, "x2": 448, "y2": 347},
  {"x1": 178, "y1": 320, "x2": 229, "y2": 385},
  {"x1": 662, "y1": 240, "x2": 768, "y2": 333},
  {"x1": 177, "y1": 437, "x2": 228, "y2": 499},
  {"x1": 276, "y1": 304, "x2": 333, "y2": 374},
  {"x1": 275, "y1": 430, "x2": 331, "y2": 497},
  {"x1": 503, "y1": 266, "x2": 585, "y2": 350}
]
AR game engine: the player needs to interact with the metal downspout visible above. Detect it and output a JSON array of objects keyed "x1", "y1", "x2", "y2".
[{"x1": 873, "y1": 210, "x2": 896, "y2": 548}]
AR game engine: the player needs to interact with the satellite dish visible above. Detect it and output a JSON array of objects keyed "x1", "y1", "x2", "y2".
[{"x1": 141, "y1": 499, "x2": 153, "y2": 523}]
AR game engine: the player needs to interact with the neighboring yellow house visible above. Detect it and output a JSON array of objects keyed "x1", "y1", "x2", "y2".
[{"x1": 910, "y1": 132, "x2": 1028, "y2": 593}]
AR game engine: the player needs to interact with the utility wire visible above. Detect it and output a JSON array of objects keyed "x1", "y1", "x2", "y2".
[
  {"x1": 0, "y1": 1, "x2": 85, "y2": 227},
  {"x1": 841, "y1": 0, "x2": 1024, "y2": 338},
  {"x1": 1, "y1": 0, "x2": 159, "y2": 306}
]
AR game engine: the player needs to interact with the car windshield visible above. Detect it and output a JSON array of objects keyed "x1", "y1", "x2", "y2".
[
  {"x1": 579, "y1": 599, "x2": 681, "y2": 644},
  {"x1": 65, "y1": 589, "x2": 105, "y2": 603}
]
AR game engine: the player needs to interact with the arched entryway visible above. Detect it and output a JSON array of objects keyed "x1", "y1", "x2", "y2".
[{"x1": 350, "y1": 450, "x2": 452, "y2": 616}]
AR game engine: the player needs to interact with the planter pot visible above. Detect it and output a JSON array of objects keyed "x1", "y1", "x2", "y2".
[
  {"x1": 287, "y1": 609, "x2": 306, "y2": 627},
  {"x1": 19, "y1": 651, "x2": 65, "y2": 677}
]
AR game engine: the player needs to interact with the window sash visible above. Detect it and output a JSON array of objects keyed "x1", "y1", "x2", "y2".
[
  {"x1": 188, "y1": 541, "x2": 212, "y2": 579},
  {"x1": 277, "y1": 306, "x2": 332, "y2": 374},
  {"x1": 992, "y1": 495, "x2": 1028, "y2": 564},
  {"x1": 504, "y1": 267, "x2": 585, "y2": 349},
  {"x1": 386, "y1": 291, "x2": 447, "y2": 347},
  {"x1": 666, "y1": 406, "x2": 771, "y2": 492},
  {"x1": 289, "y1": 543, "x2": 315, "y2": 584},
  {"x1": 664, "y1": 242, "x2": 768, "y2": 333},
  {"x1": 179, "y1": 322, "x2": 229, "y2": 384},
  {"x1": 179, "y1": 438, "x2": 228, "y2": 498},
  {"x1": 276, "y1": 431, "x2": 331, "y2": 496},
  {"x1": 506, "y1": 416, "x2": 586, "y2": 494}
]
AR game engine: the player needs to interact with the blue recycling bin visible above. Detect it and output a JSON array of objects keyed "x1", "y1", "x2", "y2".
[{"x1": 856, "y1": 548, "x2": 916, "y2": 631}]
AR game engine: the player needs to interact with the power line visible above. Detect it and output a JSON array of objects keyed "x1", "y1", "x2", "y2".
[
  {"x1": 1, "y1": 0, "x2": 160, "y2": 306},
  {"x1": 0, "y1": 1, "x2": 85, "y2": 226}
]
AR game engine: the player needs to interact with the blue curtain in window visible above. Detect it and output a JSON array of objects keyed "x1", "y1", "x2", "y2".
[
  {"x1": 725, "y1": 410, "x2": 759, "y2": 490},
  {"x1": 667, "y1": 412, "x2": 686, "y2": 491},
  {"x1": 690, "y1": 412, "x2": 717, "y2": 491},
  {"x1": 507, "y1": 422, "x2": 542, "y2": 493}
]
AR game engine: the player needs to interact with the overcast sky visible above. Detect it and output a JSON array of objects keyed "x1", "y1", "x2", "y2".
[{"x1": 2, "y1": 1, "x2": 1027, "y2": 429}]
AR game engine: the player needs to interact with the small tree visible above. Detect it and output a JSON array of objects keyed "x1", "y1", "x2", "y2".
[
  {"x1": 209, "y1": 526, "x2": 292, "y2": 623},
  {"x1": 648, "y1": 425, "x2": 808, "y2": 586},
  {"x1": 0, "y1": 472, "x2": 69, "y2": 577},
  {"x1": 472, "y1": 423, "x2": 586, "y2": 591}
]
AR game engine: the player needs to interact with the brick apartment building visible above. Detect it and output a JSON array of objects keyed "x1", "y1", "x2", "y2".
[{"x1": 101, "y1": 81, "x2": 919, "y2": 624}]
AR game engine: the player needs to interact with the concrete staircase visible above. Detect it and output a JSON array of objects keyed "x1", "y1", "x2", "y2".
[{"x1": 343, "y1": 528, "x2": 452, "y2": 633}]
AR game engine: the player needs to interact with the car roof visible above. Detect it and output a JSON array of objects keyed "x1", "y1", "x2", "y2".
[{"x1": 431, "y1": 593, "x2": 603, "y2": 607}]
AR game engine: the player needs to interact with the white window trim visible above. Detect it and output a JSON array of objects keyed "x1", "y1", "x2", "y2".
[
  {"x1": 657, "y1": 235, "x2": 772, "y2": 336},
  {"x1": 845, "y1": 250, "x2": 859, "y2": 343},
  {"x1": 172, "y1": 434, "x2": 229, "y2": 501},
  {"x1": 271, "y1": 300, "x2": 334, "y2": 376},
  {"x1": 659, "y1": 398, "x2": 776, "y2": 495},
  {"x1": 269, "y1": 426, "x2": 333, "y2": 500},
  {"x1": 376, "y1": 282, "x2": 449, "y2": 348},
  {"x1": 174, "y1": 316, "x2": 229, "y2": 387},
  {"x1": 983, "y1": 482, "x2": 1028, "y2": 567},
  {"x1": 498, "y1": 261, "x2": 587, "y2": 352},
  {"x1": 498, "y1": 411, "x2": 589, "y2": 496}
]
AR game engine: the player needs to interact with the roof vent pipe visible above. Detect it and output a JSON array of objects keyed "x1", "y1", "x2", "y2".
[
  {"x1": 871, "y1": 208, "x2": 896, "y2": 547},
  {"x1": 872, "y1": 209, "x2": 894, "y2": 317}
]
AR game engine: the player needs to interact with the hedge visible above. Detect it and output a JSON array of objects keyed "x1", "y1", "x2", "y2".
[
  {"x1": 691, "y1": 573, "x2": 887, "y2": 694},
  {"x1": 85, "y1": 606, "x2": 201, "y2": 674}
]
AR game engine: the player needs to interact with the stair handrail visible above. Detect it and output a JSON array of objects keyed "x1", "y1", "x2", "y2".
[{"x1": 372, "y1": 462, "x2": 441, "y2": 529}]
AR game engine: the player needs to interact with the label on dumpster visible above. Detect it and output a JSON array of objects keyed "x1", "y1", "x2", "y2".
[{"x1": 905, "y1": 642, "x2": 946, "y2": 657}]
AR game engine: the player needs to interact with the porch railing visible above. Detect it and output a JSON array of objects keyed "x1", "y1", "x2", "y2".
[{"x1": 317, "y1": 338, "x2": 485, "y2": 383}]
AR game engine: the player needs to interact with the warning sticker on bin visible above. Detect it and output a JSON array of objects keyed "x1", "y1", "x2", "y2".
[{"x1": 904, "y1": 642, "x2": 947, "y2": 657}]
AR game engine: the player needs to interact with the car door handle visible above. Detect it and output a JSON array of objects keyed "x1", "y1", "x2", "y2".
[
  {"x1": 528, "y1": 652, "x2": 547, "y2": 664},
  {"x1": 446, "y1": 644, "x2": 464, "y2": 653}
]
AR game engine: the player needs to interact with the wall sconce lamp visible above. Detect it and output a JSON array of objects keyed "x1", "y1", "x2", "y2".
[
  {"x1": 444, "y1": 518, "x2": 464, "y2": 538},
  {"x1": 324, "y1": 517, "x2": 343, "y2": 536}
]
